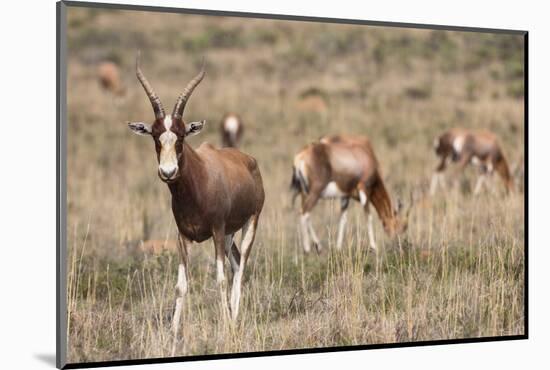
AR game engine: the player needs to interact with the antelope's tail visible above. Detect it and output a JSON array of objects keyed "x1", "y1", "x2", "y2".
[
  {"x1": 290, "y1": 166, "x2": 308, "y2": 207},
  {"x1": 290, "y1": 166, "x2": 300, "y2": 191}
]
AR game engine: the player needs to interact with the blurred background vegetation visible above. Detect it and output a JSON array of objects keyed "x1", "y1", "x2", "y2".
[{"x1": 65, "y1": 6, "x2": 524, "y2": 363}]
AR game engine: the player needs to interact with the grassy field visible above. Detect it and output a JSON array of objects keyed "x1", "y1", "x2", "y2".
[{"x1": 65, "y1": 7, "x2": 525, "y2": 363}]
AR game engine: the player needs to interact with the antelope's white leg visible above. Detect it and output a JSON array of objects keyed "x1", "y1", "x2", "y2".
[
  {"x1": 359, "y1": 190, "x2": 368, "y2": 207},
  {"x1": 230, "y1": 217, "x2": 256, "y2": 321},
  {"x1": 171, "y1": 236, "x2": 189, "y2": 356},
  {"x1": 216, "y1": 257, "x2": 230, "y2": 321},
  {"x1": 300, "y1": 213, "x2": 312, "y2": 253},
  {"x1": 367, "y1": 210, "x2": 376, "y2": 250},
  {"x1": 213, "y1": 230, "x2": 230, "y2": 322},
  {"x1": 486, "y1": 166, "x2": 497, "y2": 194},
  {"x1": 306, "y1": 215, "x2": 322, "y2": 252},
  {"x1": 359, "y1": 190, "x2": 376, "y2": 250},
  {"x1": 216, "y1": 257, "x2": 226, "y2": 290},
  {"x1": 336, "y1": 208, "x2": 348, "y2": 250},
  {"x1": 171, "y1": 264, "x2": 187, "y2": 356},
  {"x1": 474, "y1": 174, "x2": 486, "y2": 195}
]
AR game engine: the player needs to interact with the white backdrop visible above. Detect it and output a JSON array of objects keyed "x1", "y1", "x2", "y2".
[{"x1": 0, "y1": 0, "x2": 545, "y2": 368}]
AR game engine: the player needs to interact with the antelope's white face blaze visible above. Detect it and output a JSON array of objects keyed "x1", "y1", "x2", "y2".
[
  {"x1": 158, "y1": 115, "x2": 179, "y2": 181},
  {"x1": 223, "y1": 115, "x2": 240, "y2": 146}
]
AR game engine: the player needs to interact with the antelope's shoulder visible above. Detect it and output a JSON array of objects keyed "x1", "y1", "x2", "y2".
[
  {"x1": 197, "y1": 142, "x2": 224, "y2": 154},
  {"x1": 201, "y1": 144, "x2": 259, "y2": 171}
]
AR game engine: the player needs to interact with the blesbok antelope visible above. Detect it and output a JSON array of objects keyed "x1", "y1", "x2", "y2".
[
  {"x1": 295, "y1": 88, "x2": 329, "y2": 114},
  {"x1": 127, "y1": 53, "x2": 265, "y2": 355},
  {"x1": 220, "y1": 113, "x2": 244, "y2": 148},
  {"x1": 430, "y1": 128, "x2": 514, "y2": 195},
  {"x1": 98, "y1": 61, "x2": 126, "y2": 97},
  {"x1": 290, "y1": 134, "x2": 410, "y2": 253}
]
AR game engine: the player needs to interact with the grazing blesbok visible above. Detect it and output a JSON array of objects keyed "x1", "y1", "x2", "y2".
[
  {"x1": 98, "y1": 61, "x2": 126, "y2": 97},
  {"x1": 295, "y1": 88, "x2": 329, "y2": 114},
  {"x1": 290, "y1": 134, "x2": 410, "y2": 253},
  {"x1": 430, "y1": 128, "x2": 514, "y2": 195},
  {"x1": 220, "y1": 113, "x2": 244, "y2": 148},
  {"x1": 127, "y1": 53, "x2": 265, "y2": 355}
]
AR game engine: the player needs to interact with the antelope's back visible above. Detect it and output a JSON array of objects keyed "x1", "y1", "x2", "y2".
[
  {"x1": 197, "y1": 143, "x2": 263, "y2": 195},
  {"x1": 471, "y1": 130, "x2": 503, "y2": 158},
  {"x1": 294, "y1": 135, "x2": 379, "y2": 188},
  {"x1": 327, "y1": 141, "x2": 379, "y2": 183}
]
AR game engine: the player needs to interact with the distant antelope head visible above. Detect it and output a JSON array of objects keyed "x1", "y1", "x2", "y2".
[
  {"x1": 128, "y1": 53, "x2": 206, "y2": 183},
  {"x1": 220, "y1": 113, "x2": 244, "y2": 148},
  {"x1": 363, "y1": 192, "x2": 411, "y2": 239},
  {"x1": 98, "y1": 61, "x2": 126, "y2": 97}
]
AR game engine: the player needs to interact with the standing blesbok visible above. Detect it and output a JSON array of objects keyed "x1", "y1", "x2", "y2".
[
  {"x1": 98, "y1": 61, "x2": 126, "y2": 97},
  {"x1": 220, "y1": 113, "x2": 244, "y2": 148},
  {"x1": 127, "y1": 53, "x2": 265, "y2": 355},
  {"x1": 290, "y1": 134, "x2": 411, "y2": 253},
  {"x1": 430, "y1": 128, "x2": 514, "y2": 195}
]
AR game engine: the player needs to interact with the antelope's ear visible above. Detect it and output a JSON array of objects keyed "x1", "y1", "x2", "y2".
[
  {"x1": 128, "y1": 121, "x2": 152, "y2": 136},
  {"x1": 185, "y1": 120, "x2": 206, "y2": 136}
]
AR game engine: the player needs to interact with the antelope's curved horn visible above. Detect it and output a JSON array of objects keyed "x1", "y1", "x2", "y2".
[
  {"x1": 172, "y1": 59, "x2": 206, "y2": 120},
  {"x1": 136, "y1": 51, "x2": 165, "y2": 120}
]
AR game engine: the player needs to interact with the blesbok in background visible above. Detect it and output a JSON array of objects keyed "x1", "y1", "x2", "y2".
[{"x1": 66, "y1": 6, "x2": 525, "y2": 363}]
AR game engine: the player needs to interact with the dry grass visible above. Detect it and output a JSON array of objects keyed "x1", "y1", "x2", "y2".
[{"x1": 65, "y1": 6, "x2": 525, "y2": 363}]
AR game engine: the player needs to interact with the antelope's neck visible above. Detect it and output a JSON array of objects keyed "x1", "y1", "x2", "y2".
[
  {"x1": 369, "y1": 176, "x2": 396, "y2": 226},
  {"x1": 167, "y1": 143, "x2": 206, "y2": 210}
]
